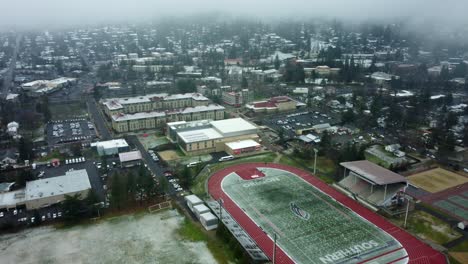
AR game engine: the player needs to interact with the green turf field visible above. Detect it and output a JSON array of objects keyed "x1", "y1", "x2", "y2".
[{"x1": 222, "y1": 167, "x2": 405, "y2": 264}]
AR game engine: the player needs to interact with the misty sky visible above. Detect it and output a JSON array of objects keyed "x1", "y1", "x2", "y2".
[{"x1": 1, "y1": 0, "x2": 467, "y2": 29}]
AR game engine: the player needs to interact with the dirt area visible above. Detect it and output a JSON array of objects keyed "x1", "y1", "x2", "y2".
[
  {"x1": 138, "y1": 133, "x2": 169, "y2": 150},
  {"x1": 408, "y1": 168, "x2": 468, "y2": 193},
  {"x1": 159, "y1": 150, "x2": 181, "y2": 161},
  {"x1": 449, "y1": 252, "x2": 468, "y2": 264},
  {"x1": 0, "y1": 210, "x2": 217, "y2": 264},
  {"x1": 406, "y1": 210, "x2": 461, "y2": 245}
]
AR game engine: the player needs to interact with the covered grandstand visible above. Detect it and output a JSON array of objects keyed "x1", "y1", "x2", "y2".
[
  {"x1": 208, "y1": 163, "x2": 446, "y2": 264},
  {"x1": 338, "y1": 160, "x2": 408, "y2": 209}
]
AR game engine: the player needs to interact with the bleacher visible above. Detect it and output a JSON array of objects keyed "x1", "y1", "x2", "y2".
[{"x1": 338, "y1": 167, "x2": 406, "y2": 207}]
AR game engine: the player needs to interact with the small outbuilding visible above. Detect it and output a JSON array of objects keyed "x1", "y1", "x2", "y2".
[
  {"x1": 200, "y1": 212, "x2": 218, "y2": 231},
  {"x1": 184, "y1": 194, "x2": 203, "y2": 211},
  {"x1": 458, "y1": 221, "x2": 468, "y2": 230},
  {"x1": 193, "y1": 204, "x2": 211, "y2": 220}
]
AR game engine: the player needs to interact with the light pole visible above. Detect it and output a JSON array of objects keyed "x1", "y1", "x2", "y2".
[
  {"x1": 313, "y1": 148, "x2": 318, "y2": 175},
  {"x1": 218, "y1": 198, "x2": 223, "y2": 224},
  {"x1": 273, "y1": 232, "x2": 277, "y2": 264},
  {"x1": 403, "y1": 194, "x2": 412, "y2": 229}
]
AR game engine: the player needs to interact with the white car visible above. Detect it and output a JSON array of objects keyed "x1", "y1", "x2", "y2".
[
  {"x1": 42, "y1": 215, "x2": 46, "y2": 221},
  {"x1": 0, "y1": 212, "x2": 4, "y2": 218},
  {"x1": 57, "y1": 212, "x2": 62, "y2": 217},
  {"x1": 13, "y1": 209, "x2": 17, "y2": 215},
  {"x1": 53, "y1": 213, "x2": 57, "y2": 219}
]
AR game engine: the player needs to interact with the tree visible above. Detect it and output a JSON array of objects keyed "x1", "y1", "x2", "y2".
[
  {"x1": 179, "y1": 166, "x2": 193, "y2": 189},
  {"x1": 18, "y1": 137, "x2": 33, "y2": 162},
  {"x1": 176, "y1": 79, "x2": 197, "y2": 93},
  {"x1": 241, "y1": 77, "x2": 248, "y2": 88},
  {"x1": 319, "y1": 131, "x2": 332, "y2": 155},
  {"x1": 126, "y1": 66, "x2": 137, "y2": 81},
  {"x1": 70, "y1": 143, "x2": 82, "y2": 156},
  {"x1": 61, "y1": 194, "x2": 86, "y2": 221},
  {"x1": 110, "y1": 173, "x2": 128, "y2": 210},
  {"x1": 15, "y1": 170, "x2": 30, "y2": 187},
  {"x1": 453, "y1": 62, "x2": 467, "y2": 78},
  {"x1": 36, "y1": 96, "x2": 51, "y2": 122},
  {"x1": 85, "y1": 189, "x2": 100, "y2": 216},
  {"x1": 341, "y1": 110, "x2": 355, "y2": 124},
  {"x1": 278, "y1": 127, "x2": 285, "y2": 144},
  {"x1": 274, "y1": 54, "x2": 280, "y2": 70}
]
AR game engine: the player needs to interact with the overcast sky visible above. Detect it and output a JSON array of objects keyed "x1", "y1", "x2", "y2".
[{"x1": 2, "y1": 0, "x2": 467, "y2": 29}]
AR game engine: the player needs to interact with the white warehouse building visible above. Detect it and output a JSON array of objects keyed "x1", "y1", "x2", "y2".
[{"x1": 0, "y1": 169, "x2": 92, "y2": 210}]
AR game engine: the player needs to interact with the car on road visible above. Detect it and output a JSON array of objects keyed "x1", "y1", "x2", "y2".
[
  {"x1": 42, "y1": 215, "x2": 46, "y2": 221},
  {"x1": 0, "y1": 212, "x2": 3, "y2": 218},
  {"x1": 187, "y1": 161, "x2": 201, "y2": 167},
  {"x1": 13, "y1": 209, "x2": 17, "y2": 215},
  {"x1": 219, "y1": 155, "x2": 235, "y2": 162}
]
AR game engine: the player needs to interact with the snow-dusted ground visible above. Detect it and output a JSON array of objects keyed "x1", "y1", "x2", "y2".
[{"x1": 0, "y1": 210, "x2": 217, "y2": 264}]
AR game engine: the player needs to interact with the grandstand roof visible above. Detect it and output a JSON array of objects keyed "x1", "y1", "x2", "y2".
[{"x1": 340, "y1": 160, "x2": 407, "y2": 185}]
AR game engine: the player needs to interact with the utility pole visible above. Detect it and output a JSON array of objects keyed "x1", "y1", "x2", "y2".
[
  {"x1": 273, "y1": 232, "x2": 277, "y2": 264},
  {"x1": 404, "y1": 195, "x2": 411, "y2": 229},
  {"x1": 218, "y1": 199, "x2": 223, "y2": 224},
  {"x1": 313, "y1": 148, "x2": 318, "y2": 175}
]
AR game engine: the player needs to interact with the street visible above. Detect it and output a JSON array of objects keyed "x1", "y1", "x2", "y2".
[
  {"x1": 1, "y1": 34, "x2": 21, "y2": 98},
  {"x1": 87, "y1": 97, "x2": 112, "y2": 140}
]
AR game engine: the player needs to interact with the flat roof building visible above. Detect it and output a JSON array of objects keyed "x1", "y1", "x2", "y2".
[
  {"x1": 91, "y1": 139, "x2": 129, "y2": 156},
  {"x1": 246, "y1": 96, "x2": 302, "y2": 113},
  {"x1": 119, "y1": 150, "x2": 143, "y2": 168},
  {"x1": 0, "y1": 169, "x2": 92, "y2": 210},
  {"x1": 167, "y1": 118, "x2": 260, "y2": 155}
]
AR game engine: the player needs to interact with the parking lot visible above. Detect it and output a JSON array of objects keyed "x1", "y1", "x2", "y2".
[
  {"x1": 0, "y1": 160, "x2": 106, "y2": 229},
  {"x1": 46, "y1": 118, "x2": 97, "y2": 146},
  {"x1": 263, "y1": 109, "x2": 341, "y2": 139},
  {"x1": 0, "y1": 204, "x2": 64, "y2": 229}
]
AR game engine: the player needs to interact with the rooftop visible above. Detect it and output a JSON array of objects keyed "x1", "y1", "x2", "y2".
[
  {"x1": 25, "y1": 169, "x2": 91, "y2": 200},
  {"x1": 112, "y1": 104, "x2": 224, "y2": 122},
  {"x1": 119, "y1": 151, "x2": 142, "y2": 163},
  {"x1": 340, "y1": 160, "x2": 407, "y2": 185},
  {"x1": 91, "y1": 139, "x2": 129, "y2": 149},
  {"x1": 225, "y1": 139, "x2": 260, "y2": 150},
  {"x1": 178, "y1": 128, "x2": 223, "y2": 143},
  {"x1": 211, "y1": 118, "x2": 257, "y2": 135}
]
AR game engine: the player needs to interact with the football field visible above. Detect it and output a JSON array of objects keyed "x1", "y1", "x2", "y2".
[{"x1": 221, "y1": 167, "x2": 406, "y2": 264}]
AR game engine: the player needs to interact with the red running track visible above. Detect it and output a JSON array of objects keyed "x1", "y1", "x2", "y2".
[{"x1": 208, "y1": 163, "x2": 447, "y2": 264}]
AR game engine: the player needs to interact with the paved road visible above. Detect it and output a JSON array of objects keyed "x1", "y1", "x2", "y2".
[
  {"x1": 126, "y1": 135, "x2": 174, "y2": 196},
  {"x1": 87, "y1": 97, "x2": 112, "y2": 140},
  {"x1": 2, "y1": 34, "x2": 21, "y2": 98}
]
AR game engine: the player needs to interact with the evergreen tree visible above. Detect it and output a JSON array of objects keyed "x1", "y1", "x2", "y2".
[
  {"x1": 274, "y1": 54, "x2": 280, "y2": 70},
  {"x1": 18, "y1": 137, "x2": 33, "y2": 162}
]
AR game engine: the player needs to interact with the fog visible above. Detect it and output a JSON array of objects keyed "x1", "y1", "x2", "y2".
[{"x1": 1, "y1": 0, "x2": 468, "y2": 29}]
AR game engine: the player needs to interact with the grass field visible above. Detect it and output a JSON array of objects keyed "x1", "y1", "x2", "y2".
[
  {"x1": 137, "y1": 134, "x2": 169, "y2": 150},
  {"x1": 404, "y1": 211, "x2": 461, "y2": 245},
  {"x1": 408, "y1": 168, "x2": 468, "y2": 193},
  {"x1": 222, "y1": 167, "x2": 405, "y2": 264}
]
